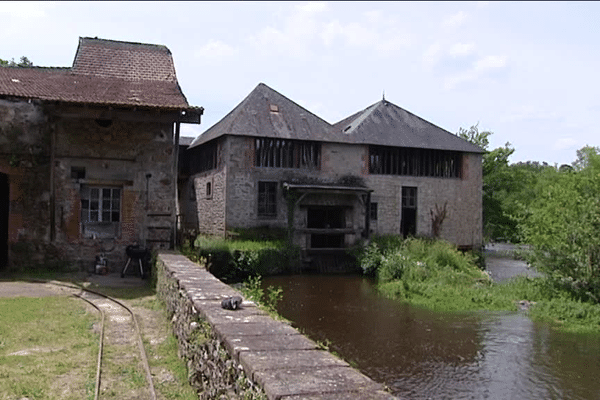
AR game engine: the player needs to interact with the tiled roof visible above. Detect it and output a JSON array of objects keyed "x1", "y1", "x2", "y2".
[
  {"x1": 0, "y1": 37, "x2": 193, "y2": 110},
  {"x1": 72, "y1": 37, "x2": 177, "y2": 82},
  {"x1": 191, "y1": 83, "x2": 484, "y2": 153},
  {"x1": 190, "y1": 83, "x2": 332, "y2": 148}
]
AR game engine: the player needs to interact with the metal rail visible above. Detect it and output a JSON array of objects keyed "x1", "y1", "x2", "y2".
[{"x1": 32, "y1": 280, "x2": 157, "y2": 400}]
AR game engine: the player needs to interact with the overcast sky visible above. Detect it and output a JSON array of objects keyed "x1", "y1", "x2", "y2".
[{"x1": 2, "y1": 1, "x2": 598, "y2": 166}]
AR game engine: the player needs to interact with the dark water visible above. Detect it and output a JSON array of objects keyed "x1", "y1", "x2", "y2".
[{"x1": 263, "y1": 274, "x2": 600, "y2": 399}]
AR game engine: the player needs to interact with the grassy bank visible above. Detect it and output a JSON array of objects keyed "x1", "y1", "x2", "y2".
[
  {"x1": 185, "y1": 231, "x2": 298, "y2": 282},
  {"x1": 357, "y1": 236, "x2": 600, "y2": 334}
]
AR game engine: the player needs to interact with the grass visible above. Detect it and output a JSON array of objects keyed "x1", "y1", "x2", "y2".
[
  {"x1": 0, "y1": 277, "x2": 198, "y2": 400},
  {"x1": 362, "y1": 237, "x2": 600, "y2": 335},
  {"x1": 0, "y1": 296, "x2": 99, "y2": 400},
  {"x1": 88, "y1": 284, "x2": 198, "y2": 400}
]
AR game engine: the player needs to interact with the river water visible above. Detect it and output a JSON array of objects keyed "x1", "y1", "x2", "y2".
[{"x1": 263, "y1": 255, "x2": 600, "y2": 399}]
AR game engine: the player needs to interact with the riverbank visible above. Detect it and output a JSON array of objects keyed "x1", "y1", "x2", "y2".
[{"x1": 357, "y1": 237, "x2": 600, "y2": 334}]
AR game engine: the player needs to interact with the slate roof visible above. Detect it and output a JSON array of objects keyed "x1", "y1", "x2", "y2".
[
  {"x1": 331, "y1": 100, "x2": 484, "y2": 153},
  {"x1": 189, "y1": 83, "x2": 331, "y2": 148},
  {"x1": 0, "y1": 37, "x2": 195, "y2": 110},
  {"x1": 191, "y1": 83, "x2": 483, "y2": 153}
]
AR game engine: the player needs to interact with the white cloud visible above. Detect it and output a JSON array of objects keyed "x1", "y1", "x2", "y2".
[
  {"x1": 422, "y1": 42, "x2": 442, "y2": 69},
  {"x1": 448, "y1": 42, "x2": 475, "y2": 57},
  {"x1": 0, "y1": 1, "x2": 50, "y2": 19},
  {"x1": 443, "y1": 54, "x2": 508, "y2": 89},
  {"x1": 474, "y1": 55, "x2": 507, "y2": 70},
  {"x1": 296, "y1": 1, "x2": 328, "y2": 14},
  {"x1": 553, "y1": 137, "x2": 579, "y2": 151},
  {"x1": 321, "y1": 18, "x2": 410, "y2": 55},
  {"x1": 194, "y1": 39, "x2": 238, "y2": 62},
  {"x1": 504, "y1": 105, "x2": 560, "y2": 123},
  {"x1": 443, "y1": 11, "x2": 468, "y2": 29}
]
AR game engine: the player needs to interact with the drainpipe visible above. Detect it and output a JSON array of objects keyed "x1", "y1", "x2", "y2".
[
  {"x1": 365, "y1": 191, "x2": 371, "y2": 240},
  {"x1": 172, "y1": 116, "x2": 181, "y2": 249},
  {"x1": 49, "y1": 118, "x2": 56, "y2": 242}
]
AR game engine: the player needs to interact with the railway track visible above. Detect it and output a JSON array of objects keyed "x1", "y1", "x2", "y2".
[{"x1": 36, "y1": 281, "x2": 157, "y2": 400}]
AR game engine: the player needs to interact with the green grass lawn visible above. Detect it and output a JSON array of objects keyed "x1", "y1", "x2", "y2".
[
  {"x1": 0, "y1": 296, "x2": 98, "y2": 400},
  {"x1": 0, "y1": 282, "x2": 198, "y2": 400}
]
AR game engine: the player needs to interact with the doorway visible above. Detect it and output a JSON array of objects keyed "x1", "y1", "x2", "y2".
[
  {"x1": 307, "y1": 206, "x2": 345, "y2": 249},
  {"x1": 0, "y1": 173, "x2": 8, "y2": 270},
  {"x1": 401, "y1": 186, "x2": 417, "y2": 237}
]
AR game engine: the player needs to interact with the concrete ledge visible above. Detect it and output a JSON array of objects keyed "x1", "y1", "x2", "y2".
[{"x1": 157, "y1": 252, "x2": 397, "y2": 400}]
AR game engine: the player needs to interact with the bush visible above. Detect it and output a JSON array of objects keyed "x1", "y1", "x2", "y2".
[{"x1": 192, "y1": 235, "x2": 296, "y2": 282}]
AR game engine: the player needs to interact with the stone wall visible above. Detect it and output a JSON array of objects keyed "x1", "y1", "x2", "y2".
[
  {"x1": 0, "y1": 98, "x2": 55, "y2": 269},
  {"x1": 0, "y1": 98, "x2": 178, "y2": 271},
  {"x1": 52, "y1": 113, "x2": 177, "y2": 268},
  {"x1": 364, "y1": 152, "x2": 482, "y2": 248},
  {"x1": 155, "y1": 251, "x2": 396, "y2": 400},
  {"x1": 191, "y1": 135, "x2": 482, "y2": 249}
]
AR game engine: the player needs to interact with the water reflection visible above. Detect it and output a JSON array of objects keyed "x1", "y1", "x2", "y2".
[{"x1": 263, "y1": 275, "x2": 600, "y2": 400}]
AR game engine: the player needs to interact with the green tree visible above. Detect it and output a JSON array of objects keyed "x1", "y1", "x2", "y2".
[
  {"x1": 458, "y1": 124, "x2": 515, "y2": 241},
  {"x1": 0, "y1": 56, "x2": 33, "y2": 67},
  {"x1": 520, "y1": 147, "x2": 600, "y2": 302}
]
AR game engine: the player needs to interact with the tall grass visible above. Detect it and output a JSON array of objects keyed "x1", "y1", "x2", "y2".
[
  {"x1": 357, "y1": 236, "x2": 600, "y2": 334},
  {"x1": 191, "y1": 234, "x2": 296, "y2": 282}
]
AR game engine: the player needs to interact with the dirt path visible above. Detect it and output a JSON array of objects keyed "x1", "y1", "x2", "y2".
[{"x1": 79, "y1": 290, "x2": 155, "y2": 400}]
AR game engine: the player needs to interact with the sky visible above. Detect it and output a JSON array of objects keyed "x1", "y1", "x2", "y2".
[{"x1": 2, "y1": 1, "x2": 599, "y2": 166}]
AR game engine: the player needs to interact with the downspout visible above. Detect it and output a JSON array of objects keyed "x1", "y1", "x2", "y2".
[
  {"x1": 172, "y1": 116, "x2": 181, "y2": 249},
  {"x1": 364, "y1": 191, "x2": 371, "y2": 240},
  {"x1": 49, "y1": 117, "x2": 56, "y2": 242}
]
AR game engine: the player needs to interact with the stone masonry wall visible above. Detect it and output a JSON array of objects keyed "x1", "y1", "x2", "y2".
[
  {"x1": 156, "y1": 251, "x2": 396, "y2": 400},
  {"x1": 53, "y1": 113, "x2": 176, "y2": 269},
  {"x1": 365, "y1": 152, "x2": 483, "y2": 247},
  {"x1": 0, "y1": 98, "x2": 55, "y2": 269},
  {"x1": 200, "y1": 136, "x2": 481, "y2": 248},
  {"x1": 0, "y1": 98, "x2": 178, "y2": 271}
]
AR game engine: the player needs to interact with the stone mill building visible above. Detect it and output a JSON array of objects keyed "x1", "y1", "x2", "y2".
[{"x1": 185, "y1": 83, "x2": 484, "y2": 263}]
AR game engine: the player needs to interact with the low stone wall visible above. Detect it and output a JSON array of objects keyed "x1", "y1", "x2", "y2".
[{"x1": 156, "y1": 252, "x2": 397, "y2": 400}]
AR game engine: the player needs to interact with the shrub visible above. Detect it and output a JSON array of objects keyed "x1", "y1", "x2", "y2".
[{"x1": 192, "y1": 235, "x2": 296, "y2": 282}]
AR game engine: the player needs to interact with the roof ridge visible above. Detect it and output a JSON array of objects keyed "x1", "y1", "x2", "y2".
[
  {"x1": 79, "y1": 36, "x2": 171, "y2": 53},
  {"x1": 339, "y1": 100, "x2": 380, "y2": 135}
]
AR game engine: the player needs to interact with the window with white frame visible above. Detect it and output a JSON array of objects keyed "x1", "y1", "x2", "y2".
[{"x1": 81, "y1": 186, "x2": 121, "y2": 238}]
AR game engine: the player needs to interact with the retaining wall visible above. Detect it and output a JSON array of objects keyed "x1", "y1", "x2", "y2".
[{"x1": 156, "y1": 251, "x2": 396, "y2": 400}]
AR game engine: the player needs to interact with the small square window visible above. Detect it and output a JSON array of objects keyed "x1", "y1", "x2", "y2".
[{"x1": 71, "y1": 166, "x2": 85, "y2": 180}]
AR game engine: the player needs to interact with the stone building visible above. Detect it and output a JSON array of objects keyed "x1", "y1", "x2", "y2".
[
  {"x1": 186, "y1": 83, "x2": 483, "y2": 260},
  {"x1": 0, "y1": 37, "x2": 202, "y2": 271}
]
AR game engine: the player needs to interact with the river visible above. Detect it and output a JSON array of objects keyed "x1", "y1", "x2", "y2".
[{"x1": 262, "y1": 253, "x2": 600, "y2": 399}]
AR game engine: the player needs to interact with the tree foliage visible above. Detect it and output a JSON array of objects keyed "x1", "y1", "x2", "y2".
[
  {"x1": 519, "y1": 148, "x2": 600, "y2": 302},
  {"x1": 0, "y1": 56, "x2": 33, "y2": 68},
  {"x1": 458, "y1": 124, "x2": 516, "y2": 241}
]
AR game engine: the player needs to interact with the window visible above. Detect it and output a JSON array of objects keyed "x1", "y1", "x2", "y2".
[
  {"x1": 369, "y1": 145, "x2": 461, "y2": 178},
  {"x1": 81, "y1": 186, "x2": 121, "y2": 238},
  {"x1": 369, "y1": 202, "x2": 378, "y2": 221},
  {"x1": 402, "y1": 187, "x2": 417, "y2": 209},
  {"x1": 258, "y1": 181, "x2": 277, "y2": 217},
  {"x1": 206, "y1": 181, "x2": 212, "y2": 199},
  {"x1": 255, "y1": 138, "x2": 320, "y2": 169},
  {"x1": 71, "y1": 166, "x2": 85, "y2": 180}
]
